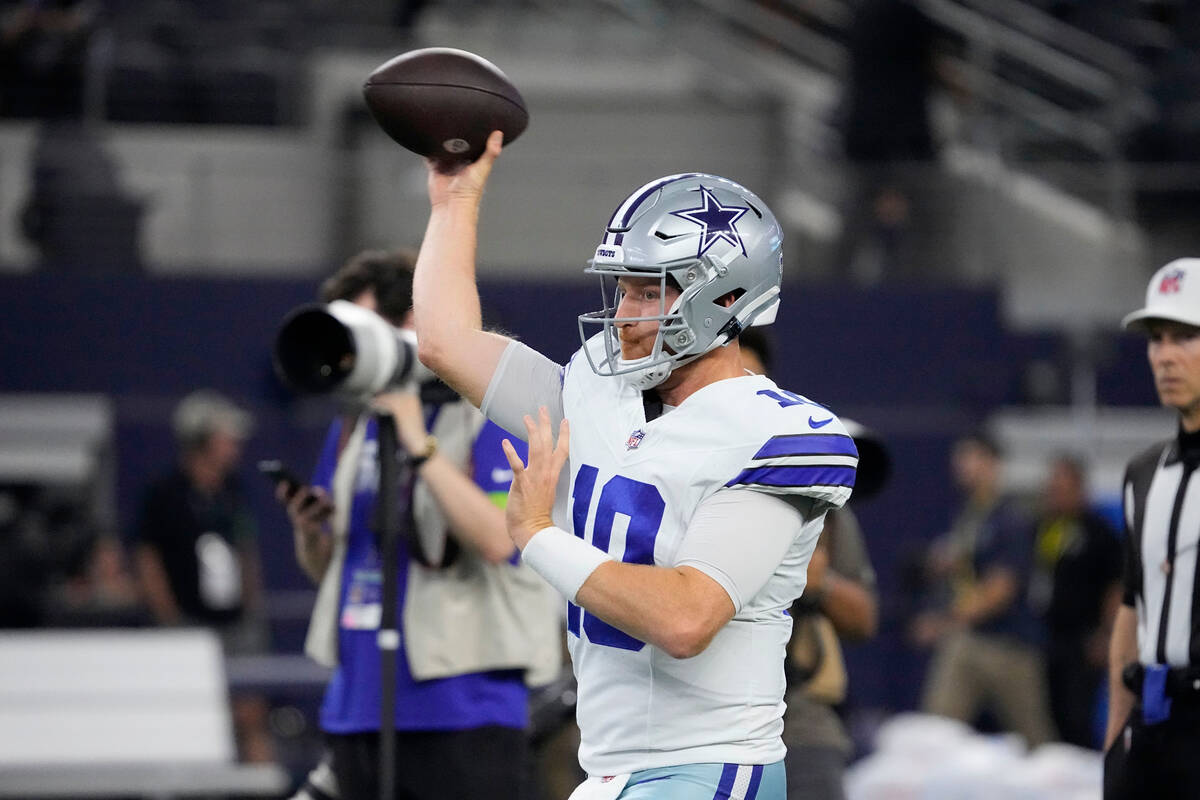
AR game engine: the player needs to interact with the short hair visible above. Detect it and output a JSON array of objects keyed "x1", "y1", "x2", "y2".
[
  {"x1": 738, "y1": 327, "x2": 773, "y2": 372},
  {"x1": 1049, "y1": 452, "x2": 1087, "y2": 482},
  {"x1": 319, "y1": 249, "x2": 417, "y2": 325},
  {"x1": 172, "y1": 390, "x2": 253, "y2": 453},
  {"x1": 957, "y1": 429, "x2": 1003, "y2": 459}
]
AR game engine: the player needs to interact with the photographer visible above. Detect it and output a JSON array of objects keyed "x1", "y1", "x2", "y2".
[{"x1": 277, "y1": 250, "x2": 560, "y2": 800}]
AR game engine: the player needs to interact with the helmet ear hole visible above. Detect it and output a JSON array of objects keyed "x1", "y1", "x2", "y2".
[{"x1": 714, "y1": 289, "x2": 745, "y2": 309}]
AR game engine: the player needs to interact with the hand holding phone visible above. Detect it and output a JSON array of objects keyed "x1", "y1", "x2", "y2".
[
  {"x1": 258, "y1": 459, "x2": 332, "y2": 521},
  {"x1": 258, "y1": 459, "x2": 302, "y2": 499}
]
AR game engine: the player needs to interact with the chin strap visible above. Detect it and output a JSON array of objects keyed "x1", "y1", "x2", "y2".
[{"x1": 618, "y1": 356, "x2": 673, "y2": 390}]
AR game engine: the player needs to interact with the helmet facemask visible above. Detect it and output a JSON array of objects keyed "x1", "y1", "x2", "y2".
[{"x1": 579, "y1": 256, "x2": 745, "y2": 389}]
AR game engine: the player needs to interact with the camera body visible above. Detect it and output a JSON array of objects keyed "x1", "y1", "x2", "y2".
[{"x1": 273, "y1": 299, "x2": 434, "y2": 397}]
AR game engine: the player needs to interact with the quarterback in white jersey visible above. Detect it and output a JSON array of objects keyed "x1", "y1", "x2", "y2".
[{"x1": 411, "y1": 132, "x2": 856, "y2": 798}]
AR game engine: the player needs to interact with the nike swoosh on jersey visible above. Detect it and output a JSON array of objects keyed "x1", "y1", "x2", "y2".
[
  {"x1": 491, "y1": 467, "x2": 514, "y2": 484},
  {"x1": 808, "y1": 416, "x2": 833, "y2": 429}
]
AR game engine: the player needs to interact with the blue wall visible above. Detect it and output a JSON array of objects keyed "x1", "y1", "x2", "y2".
[{"x1": 0, "y1": 272, "x2": 1154, "y2": 715}]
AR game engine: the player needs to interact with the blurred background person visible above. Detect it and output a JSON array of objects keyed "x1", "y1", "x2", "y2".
[
  {"x1": 0, "y1": 0, "x2": 103, "y2": 120},
  {"x1": 48, "y1": 532, "x2": 146, "y2": 628},
  {"x1": 911, "y1": 432, "x2": 1057, "y2": 748},
  {"x1": 277, "y1": 249, "x2": 560, "y2": 800},
  {"x1": 0, "y1": 480, "x2": 109, "y2": 628},
  {"x1": 740, "y1": 328, "x2": 883, "y2": 800},
  {"x1": 19, "y1": 121, "x2": 146, "y2": 273},
  {"x1": 828, "y1": 0, "x2": 964, "y2": 285},
  {"x1": 1028, "y1": 454, "x2": 1122, "y2": 749},
  {"x1": 131, "y1": 388, "x2": 275, "y2": 763},
  {"x1": 1105, "y1": 258, "x2": 1200, "y2": 799}
]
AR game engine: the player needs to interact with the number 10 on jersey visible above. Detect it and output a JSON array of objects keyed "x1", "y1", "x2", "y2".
[{"x1": 568, "y1": 464, "x2": 666, "y2": 651}]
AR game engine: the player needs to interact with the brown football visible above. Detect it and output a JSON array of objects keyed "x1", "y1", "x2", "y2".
[{"x1": 362, "y1": 47, "x2": 528, "y2": 168}]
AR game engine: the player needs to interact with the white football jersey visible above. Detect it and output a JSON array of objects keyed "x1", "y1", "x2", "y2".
[{"x1": 560, "y1": 335, "x2": 857, "y2": 776}]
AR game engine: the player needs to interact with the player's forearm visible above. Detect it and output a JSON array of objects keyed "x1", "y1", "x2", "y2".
[
  {"x1": 415, "y1": 199, "x2": 484, "y2": 337},
  {"x1": 575, "y1": 562, "x2": 734, "y2": 660},
  {"x1": 418, "y1": 455, "x2": 515, "y2": 564},
  {"x1": 1105, "y1": 605, "x2": 1139, "y2": 749},
  {"x1": 413, "y1": 200, "x2": 494, "y2": 404}
]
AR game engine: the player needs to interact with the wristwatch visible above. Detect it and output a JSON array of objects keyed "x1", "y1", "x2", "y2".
[{"x1": 411, "y1": 434, "x2": 438, "y2": 467}]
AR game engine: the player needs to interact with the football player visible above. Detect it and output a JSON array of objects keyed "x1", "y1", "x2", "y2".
[{"x1": 411, "y1": 131, "x2": 857, "y2": 800}]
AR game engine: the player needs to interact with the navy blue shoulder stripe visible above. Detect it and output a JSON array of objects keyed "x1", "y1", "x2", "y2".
[
  {"x1": 725, "y1": 465, "x2": 856, "y2": 490},
  {"x1": 753, "y1": 433, "x2": 858, "y2": 460}
]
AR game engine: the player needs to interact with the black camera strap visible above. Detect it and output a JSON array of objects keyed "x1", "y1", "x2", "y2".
[
  {"x1": 403, "y1": 380, "x2": 460, "y2": 569},
  {"x1": 371, "y1": 410, "x2": 401, "y2": 800}
]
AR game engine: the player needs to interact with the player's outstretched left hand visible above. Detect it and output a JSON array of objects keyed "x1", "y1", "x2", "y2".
[{"x1": 501, "y1": 407, "x2": 569, "y2": 550}]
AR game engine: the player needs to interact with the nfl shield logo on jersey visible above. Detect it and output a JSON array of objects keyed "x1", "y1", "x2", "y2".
[{"x1": 625, "y1": 429, "x2": 646, "y2": 450}]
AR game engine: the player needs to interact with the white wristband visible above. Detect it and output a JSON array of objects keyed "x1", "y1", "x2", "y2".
[{"x1": 521, "y1": 526, "x2": 612, "y2": 602}]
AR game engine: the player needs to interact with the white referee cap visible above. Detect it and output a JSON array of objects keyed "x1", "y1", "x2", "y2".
[{"x1": 1123, "y1": 258, "x2": 1200, "y2": 332}]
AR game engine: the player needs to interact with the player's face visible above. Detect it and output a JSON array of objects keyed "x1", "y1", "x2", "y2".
[
  {"x1": 1147, "y1": 320, "x2": 1200, "y2": 423},
  {"x1": 613, "y1": 276, "x2": 680, "y2": 361}
]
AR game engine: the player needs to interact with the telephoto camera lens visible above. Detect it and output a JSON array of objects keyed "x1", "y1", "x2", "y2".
[{"x1": 273, "y1": 300, "x2": 426, "y2": 397}]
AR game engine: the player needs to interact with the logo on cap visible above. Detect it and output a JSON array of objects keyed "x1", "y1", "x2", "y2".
[{"x1": 1159, "y1": 268, "x2": 1185, "y2": 295}]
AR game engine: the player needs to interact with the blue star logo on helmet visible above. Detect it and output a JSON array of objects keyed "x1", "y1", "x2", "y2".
[{"x1": 670, "y1": 186, "x2": 750, "y2": 258}]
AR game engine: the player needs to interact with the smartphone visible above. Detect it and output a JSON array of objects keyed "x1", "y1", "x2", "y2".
[{"x1": 257, "y1": 459, "x2": 302, "y2": 499}]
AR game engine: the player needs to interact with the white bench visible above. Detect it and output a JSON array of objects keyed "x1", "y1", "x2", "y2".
[{"x1": 0, "y1": 629, "x2": 290, "y2": 798}]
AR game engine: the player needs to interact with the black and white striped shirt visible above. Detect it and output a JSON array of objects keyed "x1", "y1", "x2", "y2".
[{"x1": 1122, "y1": 428, "x2": 1200, "y2": 667}]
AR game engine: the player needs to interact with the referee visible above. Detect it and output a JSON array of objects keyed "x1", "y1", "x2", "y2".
[{"x1": 1105, "y1": 258, "x2": 1200, "y2": 799}]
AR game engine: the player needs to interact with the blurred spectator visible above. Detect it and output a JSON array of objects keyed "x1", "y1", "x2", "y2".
[
  {"x1": 19, "y1": 121, "x2": 146, "y2": 273},
  {"x1": 47, "y1": 533, "x2": 148, "y2": 627},
  {"x1": 1125, "y1": 43, "x2": 1200, "y2": 270},
  {"x1": 785, "y1": 507, "x2": 879, "y2": 800},
  {"x1": 0, "y1": 483, "x2": 94, "y2": 627},
  {"x1": 829, "y1": 0, "x2": 962, "y2": 285},
  {"x1": 741, "y1": 329, "x2": 882, "y2": 800},
  {"x1": 131, "y1": 389, "x2": 275, "y2": 763},
  {"x1": 0, "y1": 0, "x2": 102, "y2": 120},
  {"x1": 1028, "y1": 455, "x2": 1122, "y2": 749},
  {"x1": 837, "y1": 0, "x2": 940, "y2": 165},
  {"x1": 0, "y1": 485, "x2": 53, "y2": 627},
  {"x1": 911, "y1": 432, "x2": 1057, "y2": 748}
]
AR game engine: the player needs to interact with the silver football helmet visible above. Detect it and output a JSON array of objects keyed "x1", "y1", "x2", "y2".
[{"x1": 578, "y1": 173, "x2": 783, "y2": 389}]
